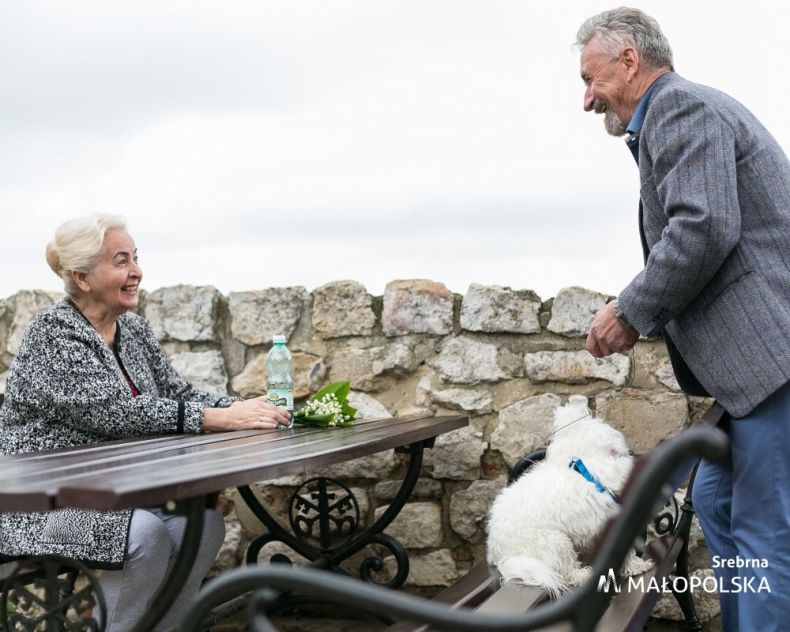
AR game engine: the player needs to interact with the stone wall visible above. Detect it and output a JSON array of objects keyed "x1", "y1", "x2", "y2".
[{"x1": 0, "y1": 281, "x2": 718, "y2": 626}]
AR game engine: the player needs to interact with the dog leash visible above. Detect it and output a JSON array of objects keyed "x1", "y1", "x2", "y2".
[{"x1": 543, "y1": 411, "x2": 591, "y2": 442}]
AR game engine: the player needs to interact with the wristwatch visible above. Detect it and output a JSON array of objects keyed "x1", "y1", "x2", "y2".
[
  {"x1": 214, "y1": 396, "x2": 233, "y2": 408},
  {"x1": 613, "y1": 299, "x2": 634, "y2": 330}
]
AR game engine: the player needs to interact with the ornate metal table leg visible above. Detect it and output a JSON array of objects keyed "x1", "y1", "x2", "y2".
[
  {"x1": 239, "y1": 485, "x2": 324, "y2": 566},
  {"x1": 240, "y1": 440, "x2": 427, "y2": 589},
  {"x1": 129, "y1": 495, "x2": 205, "y2": 632},
  {"x1": 322, "y1": 441, "x2": 425, "y2": 587},
  {"x1": 1, "y1": 556, "x2": 105, "y2": 631}
]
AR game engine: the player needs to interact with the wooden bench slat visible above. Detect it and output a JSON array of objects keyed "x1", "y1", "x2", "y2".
[
  {"x1": 594, "y1": 535, "x2": 681, "y2": 631},
  {"x1": 432, "y1": 560, "x2": 499, "y2": 608},
  {"x1": 475, "y1": 581, "x2": 548, "y2": 613},
  {"x1": 385, "y1": 562, "x2": 500, "y2": 632}
]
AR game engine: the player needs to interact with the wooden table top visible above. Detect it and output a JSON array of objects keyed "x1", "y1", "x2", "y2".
[{"x1": 0, "y1": 414, "x2": 467, "y2": 513}]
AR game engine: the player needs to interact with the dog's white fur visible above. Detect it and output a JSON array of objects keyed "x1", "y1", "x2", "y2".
[{"x1": 486, "y1": 396, "x2": 653, "y2": 597}]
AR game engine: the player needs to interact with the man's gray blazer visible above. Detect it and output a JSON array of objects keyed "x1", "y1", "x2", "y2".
[{"x1": 618, "y1": 72, "x2": 790, "y2": 418}]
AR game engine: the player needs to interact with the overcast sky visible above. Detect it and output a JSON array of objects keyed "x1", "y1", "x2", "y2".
[{"x1": 2, "y1": 1, "x2": 788, "y2": 302}]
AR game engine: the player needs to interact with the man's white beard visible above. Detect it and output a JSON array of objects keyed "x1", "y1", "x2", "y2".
[{"x1": 604, "y1": 110, "x2": 627, "y2": 137}]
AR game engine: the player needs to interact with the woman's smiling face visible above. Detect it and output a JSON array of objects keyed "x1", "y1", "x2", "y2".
[{"x1": 84, "y1": 229, "x2": 142, "y2": 315}]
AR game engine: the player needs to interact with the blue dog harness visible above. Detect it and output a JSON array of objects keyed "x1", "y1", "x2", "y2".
[{"x1": 569, "y1": 457, "x2": 621, "y2": 503}]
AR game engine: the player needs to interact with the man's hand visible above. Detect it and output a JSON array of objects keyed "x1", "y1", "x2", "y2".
[{"x1": 586, "y1": 301, "x2": 640, "y2": 358}]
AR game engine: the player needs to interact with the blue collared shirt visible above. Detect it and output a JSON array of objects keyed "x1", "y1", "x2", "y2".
[{"x1": 627, "y1": 82, "x2": 658, "y2": 134}]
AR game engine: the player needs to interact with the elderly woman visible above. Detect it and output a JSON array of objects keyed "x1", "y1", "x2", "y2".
[{"x1": 0, "y1": 214, "x2": 289, "y2": 631}]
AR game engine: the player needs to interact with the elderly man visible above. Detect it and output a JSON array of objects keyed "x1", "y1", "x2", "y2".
[{"x1": 577, "y1": 7, "x2": 790, "y2": 631}]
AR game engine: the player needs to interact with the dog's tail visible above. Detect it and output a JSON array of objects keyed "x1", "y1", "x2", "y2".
[{"x1": 496, "y1": 556, "x2": 567, "y2": 599}]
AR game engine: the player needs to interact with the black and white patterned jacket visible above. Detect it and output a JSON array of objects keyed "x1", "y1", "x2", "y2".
[{"x1": 0, "y1": 299, "x2": 228, "y2": 568}]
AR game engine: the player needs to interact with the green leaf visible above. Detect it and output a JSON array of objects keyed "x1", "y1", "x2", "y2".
[
  {"x1": 310, "y1": 381, "x2": 349, "y2": 403},
  {"x1": 341, "y1": 403, "x2": 357, "y2": 418},
  {"x1": 294, "y1": 413, "x2": 335, "y2": 427}
]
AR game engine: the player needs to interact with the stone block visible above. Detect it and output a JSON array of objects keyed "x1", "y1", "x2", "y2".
[
  {"x1": 655, "y1": 358, "x2": 681, "y2": 391},
  {"x1": 232, "y1": 350, "x2": 328, "y2": 399},
  {"x1": 491, "y1": 393, "x2": 562, "y2": 467},
  {"x1": 222, "y1": 337, "x2": 248, "y2": 379},
  {"x1": 449, "y1": 478, "x2": 506, "y2": 539},
  {"x1": 382, "y1": 279, "x2": 453, "y2": 336},
  {"x1": 322, "y1": 451, "x2": 399, "y2": 479},
  {"x1": 546, "y1": 287, "x2": 609, "y2": 337},
  {"x1": 374, "y1": 478, "x2": 443, "y2": 501},
  {"x1": 417, "y1": 376, "x2": 493, "y2": 415},
  {"x1": 144, "y1": 285, "x2": 220, "y2": 342},
  {"x1": 230, "y1": 484, "x2": 291, "y2": 537},
  {"x1": 424, "y1": 424, "x2": 487, "y2": 480},
  {"x1": 373, "y1": 501, "x2": 442, "y2": 548},
  {"x1": 228, "y1": 287, "x2": 307, "y2": 346},
  {"x1": 208, "y1": 519, "x2": 245, "y2": 577},
  {"x1": 433, "y1": 387, "x2": 494, "y2": 415},
  {"x1": 384, "y1": 549, "x2": 462, "y2": 587},
  {"x1": 524, "y1": 350, "x2": 630, "y2": 386},
  {"x1": 1, "y1": 290, "x2": 62, "y2": 366},
  {"x1": 328, "y1": 341, "x2": 426, "y2": 391},
  {"x1": 459, "y1": 284, "x2": 541, "y2": 334},
  {"x1": 630, "y1": 341, "x2": 667, "y2": 389},
  {"x1": 429, "y1": 337, "x2": 521, "y2": 384},
  {"x1": 371, "y1": 341, "x2": 420, "y2": 375},
  {"x1": 595, "y1": 389, "x2": 688, "y2": 453},
  {"x1": 169, "y1": 350, "x2": 229, "y2": 395},
  {"x1": 347, "y1": 391, "x2": 391, "y2": 420},
  {"x1": 312, "y1": 280, "x2": 376, "y2": 338},
  {"x1": 231, "y1": 354, "x2": 266, "y2": 397},
  {"x1": 325, "y1": 347, "x2": 378, "y2": 391}
]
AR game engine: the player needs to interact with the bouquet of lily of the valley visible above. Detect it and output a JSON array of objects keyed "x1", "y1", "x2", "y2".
[{"x1": 293, "y1": 381, "x2": 357, "y2": 427}]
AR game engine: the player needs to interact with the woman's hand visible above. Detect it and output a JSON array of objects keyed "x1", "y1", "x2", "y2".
[{"x1": 201, "y1": 396, "x2": 291, "y2": 431}]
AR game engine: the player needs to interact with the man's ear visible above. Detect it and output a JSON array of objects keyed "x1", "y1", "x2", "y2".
[
  {"x1": 621, "y1": 46, "x2": 639, "y2": 79},
  {"x1": 72, "y1": 270, "x2": 90, "y2": 293}
]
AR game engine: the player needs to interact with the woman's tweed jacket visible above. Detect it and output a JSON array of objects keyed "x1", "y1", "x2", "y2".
[{"x1": 0, "y1": 299, "x2": 229, "y2": 569}]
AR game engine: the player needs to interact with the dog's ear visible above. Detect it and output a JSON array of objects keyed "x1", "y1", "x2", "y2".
[{"x1": 552, "y1": 395, "x2": 591, "y2": 430}]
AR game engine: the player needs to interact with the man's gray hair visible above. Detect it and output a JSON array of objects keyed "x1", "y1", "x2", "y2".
[{"x1": 576, "y1": 7, "x2": 673, "y2": 70}]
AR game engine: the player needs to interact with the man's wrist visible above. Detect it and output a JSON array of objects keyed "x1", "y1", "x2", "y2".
[{"x1": 613, "y1": 299, "x2": 635, "y2": 330}]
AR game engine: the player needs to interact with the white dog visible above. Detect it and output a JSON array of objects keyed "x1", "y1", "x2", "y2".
[{"x1": 486, "y1": 396, "x2": 653, "y2": 597}]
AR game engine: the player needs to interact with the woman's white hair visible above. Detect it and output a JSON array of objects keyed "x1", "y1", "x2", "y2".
[
  {"x1": 576, "y1": 7, "x2": 674, "y2": 70},
  {"x1": 46, "y1": 214, "x2": 127, "y2": 297}
]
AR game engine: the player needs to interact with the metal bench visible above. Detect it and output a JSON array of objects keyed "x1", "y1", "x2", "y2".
[{"x1": 182, "y1": 404, "x2": 727, "y2": 632}]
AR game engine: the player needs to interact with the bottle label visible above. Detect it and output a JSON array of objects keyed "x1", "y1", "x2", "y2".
[{"x1": 267, "y1": 389, "x2": 293, "y2": 412}]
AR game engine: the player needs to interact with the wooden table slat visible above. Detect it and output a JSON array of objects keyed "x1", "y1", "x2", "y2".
[
  {"x1": 0, "y1": 416, "x2": 436, "y2": 489},
  {"x1": 57, "y1": 415, "x2": 465, "y2": 509},
  {"x1": 0, "y1": 415, "x2": 466, "y2": 511},
  {"x1": 0, "y1": 425, "x2": 330, "y2": 481},
  {"x1": 0, "y1": 416, "x2": 421, "y2": 485}
]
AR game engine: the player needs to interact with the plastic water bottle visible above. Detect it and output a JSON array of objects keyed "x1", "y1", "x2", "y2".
[{"x1": 265, "y1": 334, "x2": 294, "y2": 428}]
